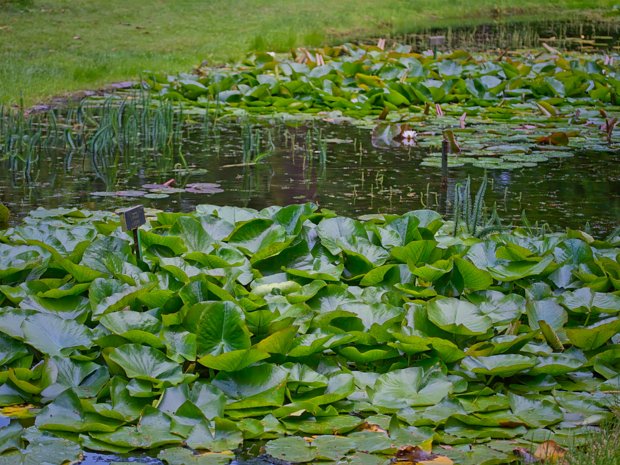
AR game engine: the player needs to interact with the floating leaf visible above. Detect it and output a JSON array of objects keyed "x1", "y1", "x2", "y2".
[
  {"x1": 427, "y1": 298, "x2": 492, "y2": 336},
  {"x1": 371, "y1": 366, "x2": 453, "y2": 409}
]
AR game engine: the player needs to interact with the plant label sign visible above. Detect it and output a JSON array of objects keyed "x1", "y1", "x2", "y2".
[{"x1": 119, "y1": 206, "x2": 146, "y2": 231}]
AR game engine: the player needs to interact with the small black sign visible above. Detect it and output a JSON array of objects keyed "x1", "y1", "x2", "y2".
[
  {"x1": 429, "y1": 35, "x2": 446, "y2": 46},
  {"x1": 119, "y1": 206, "x2": 146, "y2": 231}
]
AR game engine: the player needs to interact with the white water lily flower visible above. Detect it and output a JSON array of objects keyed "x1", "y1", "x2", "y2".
[
  {"x1": 402, "y1": 130, "x2": 417, "y2": 140},
  {"x1": 402, "y1": 130, "x2": 418, "y2": 145}
]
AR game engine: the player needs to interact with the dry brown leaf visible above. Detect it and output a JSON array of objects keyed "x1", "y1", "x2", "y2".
[
  {"x1": 359, "y1": 422, "x2": 388, "y2": 433},
  {"x1": 395, "y1": 446, "x2": 453, "y2": 464},
  {"x1": 0, "y1": 404, "x2": 36, "y2": 418},
  {"x1": 499, "y1": 420, "x2": 528, "y2": 428},
  {"x1": 418, "y1": 457, "x2": 454, "y2": 465},
  {"x1": 534, "y1": 440, "x2": 566, "y2": 463}
]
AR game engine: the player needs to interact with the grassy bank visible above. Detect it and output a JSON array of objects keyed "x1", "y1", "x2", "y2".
[{"x1": 0, "y1": 0, "x2": 617, "y2": 106}]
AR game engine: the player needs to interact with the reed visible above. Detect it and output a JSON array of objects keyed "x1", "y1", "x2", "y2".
[{"x1": 0, "y1": 93, "x2": 188, "y2": 184}]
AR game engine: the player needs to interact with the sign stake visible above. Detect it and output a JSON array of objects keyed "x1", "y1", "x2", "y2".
[{"x1": 119, "y1": 206, "x2": 146, "y2": 261}]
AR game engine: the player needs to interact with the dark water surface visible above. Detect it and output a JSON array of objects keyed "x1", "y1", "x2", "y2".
[{"x1": 2, "y1": 119, "x2": 618, "y2": 236}]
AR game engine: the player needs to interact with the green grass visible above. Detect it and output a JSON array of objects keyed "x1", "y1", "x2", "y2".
[
  {"x1": 0, "y1": 0, "x2": 617, "y2": 106},
  {"x1": 565, "y1": 419, "x2": 620, "y2": 465}
]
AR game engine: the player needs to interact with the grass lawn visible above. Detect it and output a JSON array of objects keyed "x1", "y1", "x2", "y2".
[{"x1": 0, "y1": 0, "x2": 617, "y2": 106}]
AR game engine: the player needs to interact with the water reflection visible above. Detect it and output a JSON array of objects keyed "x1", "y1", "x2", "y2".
[{"x1": 2, "y1": 120, "x2": 618, "y2": 236}]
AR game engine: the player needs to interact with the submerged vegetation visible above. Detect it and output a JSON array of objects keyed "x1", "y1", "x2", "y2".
[{"x1": 0, "y1": 205, "x2": 618, "y2": 464}]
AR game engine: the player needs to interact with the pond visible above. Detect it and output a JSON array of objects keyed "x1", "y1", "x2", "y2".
[
  {"x1": 0, "y1": 17, "x2": 619, "y2": 465},
  {"x1": 1, "y1": 18, "x2": 619, "y2": 237}
]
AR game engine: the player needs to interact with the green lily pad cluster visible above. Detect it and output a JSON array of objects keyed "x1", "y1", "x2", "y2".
[
  {"x1": 148, "y1": 44, "x2": 619, "y2": 114},
  {"x1": 146, "y1": 42, "x2": 619, "y2": 171},
  {"x1": 0, "y1": 204, "x2": 619, "y2": 465}
]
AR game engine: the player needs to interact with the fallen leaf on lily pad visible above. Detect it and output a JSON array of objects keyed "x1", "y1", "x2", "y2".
[
  {"x1": 360, "y1": 422, "x2": 388, "y2": 433},
  {"x1": 395, "y1": 446, "x2": 454, "y2": 464},
  {"x1": 534, "y1": 440, "x2": 566, "y2": 462},
  {"x1": 0, "y1": 404, "x2": 37, "y2": 419}
]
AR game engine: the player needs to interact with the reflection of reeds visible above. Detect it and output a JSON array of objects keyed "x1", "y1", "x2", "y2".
[{"x1": 391, "y1": 19, "x2": 619, "y2": 52}]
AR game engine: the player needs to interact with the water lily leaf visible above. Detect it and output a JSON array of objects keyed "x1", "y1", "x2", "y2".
[
  {"x1": 529, "y1": 352, "x2": 584, "y2": 376},
  {"x1": 566, "y1": 317, "x2": 620, "y2": 350},
  {"x1": 282, "y1": 414, "x2": 363, "y2": 434},
  {"x1": 535, "y1": 320, "x2": 563, "y2": 352},
  {"x1": 285, "y1": 252, "x2": 344, "y2": 282},
  {"x1": 337, "y1": 345, "x2": 400, "y2": 363},
  {"x1": 468, "y1": 291, "x2": 525, "y2": 324},
  {"x1": 103, "y1": 377, "x2": 151, "y2": 421},
  {"x1": 487, "y1": 256, "x2": 553, "y2": 282},
  {"x1": 445, "y1": 418, "x2": 527, "y2": 439},
  {"x1": 272, "y1": 203, "x2": 317, "y2": 235},
  {"x1": 371, "y1": 366, "x2": 453, "y2": 409},
  {"x1": 21, "y1": 313, "x2": 91, "y2": 356},
  {"x1": 35, "y1": 389, "x2": 122, "y2": 433},
  {"x1": 213, "y1": 364, "x2": 288, "y2": 409},
  {"x1": 11, "y1": 429, "x2": 82, "y2": 465},
  {"x1": 191, "y1": 301, "x2": 251, "y2": 357},
  {"x1": 159, "y1": 448, "x2": 233, "y2": 465},
  {"x1": 41, "y1": 356, "x2": 109, "y2": 400},
  {"x1": 412, "y1": 258, "x2": 453, "y2": 282},
  {"x1": 100, "y1": 310, "x2": 163, "y2": 348},
  {"x1": 0, "y1": 422, "x2": 22, "y2": 454},
  {"x1": 81, "y1": 236, "x2": 134, "y2": 275},
  {"x1": 391, "y1": 240, "x2": 440, "y2": 266},
  {"x1": 89, "y1": 278, "x2": 153, "y2": 319},
  {"x1": 170, "y1": 216, "x2": 216, "y2": 253},
  {"x1": 227, "y1": 219, "x2": 286, "y2": 255},
  {"x1": 286, "y1": 332, "x2": 352, "y2": 358},
  {"x1": 108, "y1": 344, "x2": 189, "y2": 386},
  {"x1": 197, "y1": 348, "x2": 269, "y2": 371},
  {"x1": 0, "y1": 244, "x2": 50, "y2": 283},
  {"x1": 312, "y1": 435, "x2": 356, "y2": 460},
  {"x1": 454, "y1": 257, "x2": 493, "y2": 291},
  {"x1": 265, "y1": 436, "x2": 317, "y2": 463},
  {"x1": 461, "y1": 354, "x2": 536, "y2": 377},
  {"x1": 526, "y1": 298, "x2": 568, "y2": 332},
  {"x1": 90, "y1": 406, "x2": 182, "y2": 450},
  {"x1": 186, "y1": 417, "x2": 243, "y2": 452},
  {"x1": 185, "y1": 183, "x2": 224, "y2": 194},
  {"x1": 508, "y1": 393, "x2": 563, "y2": 427},
  {"x1": 0, "y1": 333, "x2": 28, "y2": 365},
  {"x1": 294, "y1": 373, "x2": 355, "y2": 406},
  {"x1": 427, "y1": 298, "x2": 492, "y2": 336},
  {"x1": 560, "y1": 288, "x2": 620, "y2": 315},
  {"x1": 390, "y1": 333, "x2": 464, "y2": 363}
]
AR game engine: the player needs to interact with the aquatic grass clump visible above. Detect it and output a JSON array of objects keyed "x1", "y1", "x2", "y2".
[
  {"x1": 0, "y1": 104, "x2": 41, "y2": 180},
  {"x1": 452, "y1": 173, "x2": 504, "y2": 237},
  {"x1": 239, "y1": 118, "x2": 277, "y2": 165},
  {"x1": 564, "y1": 418, "x2": 620, "y2": 465},
  {"x1": 0, "y1": 94, "x2": 189, "y2": 185}
]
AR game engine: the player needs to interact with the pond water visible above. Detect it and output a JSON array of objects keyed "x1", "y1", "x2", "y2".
[
  {"x1": 391, "y1": 17, "x2": 620, "y2": 52},
  {"x1": 2, "y1": 118, "x2": 619, "y2": 236}
]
